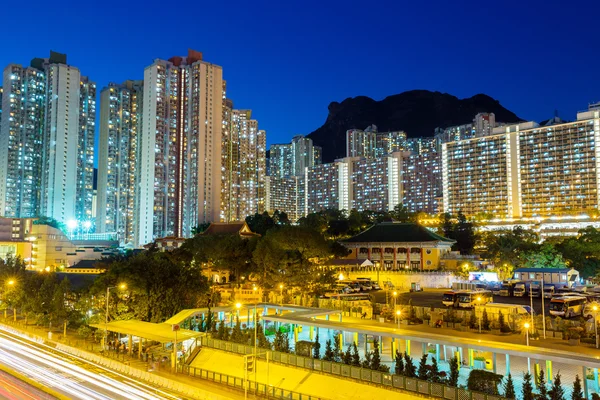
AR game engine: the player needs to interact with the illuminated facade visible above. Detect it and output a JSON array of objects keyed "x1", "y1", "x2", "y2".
[
  {"x1": 268, "y1": 175, "x2": 306, "y2": 221},
  {"x1": 137, "y1": 50, "x2": 223, "y2": 246},
  {"x1": 402, "y1": 150, "x2": 441, "y2": 214},
  {"x1": 351, "y1": 155, "x2": 400, "y2": 212},
  {"x1": 346, "y1": 125, "x2": 407, "y2": 158},
  {"x1": 0, "y1": 52, "x2": 94, "y2": 226},
  {"x1": 76, "y1": 77, "x2": 96, "y2": 227},
  {"x1": 308, "y1": 162, "x2": 340, "y2": 213},
  {"x1": 220, "y1": 108, "x2": 266, "y2": 222},
  {"x1": 97, "y1": 81, "x2": 143, "y2": 245},
  {"x1": 443, "y1": 104, "x2": 600, "y2": 221}
]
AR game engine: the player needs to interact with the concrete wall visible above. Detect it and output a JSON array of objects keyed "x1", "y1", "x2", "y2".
[{"x1": 344, "y1": 271, "x2": 461, "y2": 290}]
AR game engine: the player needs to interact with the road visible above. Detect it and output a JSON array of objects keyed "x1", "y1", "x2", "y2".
[
  {"x1": 0, "y1": 328, "x2": 184, "y2": 400},
  {"x1": 371, "y1": 288, "x2": 552, "y2": 314},
  {"x1": 0, "y1": 370, "x2": 55, "y2": 400}
]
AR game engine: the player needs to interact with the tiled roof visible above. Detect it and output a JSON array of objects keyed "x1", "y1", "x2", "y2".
[
  {"x1": 341, "y1": 222, "x2": 455, "y2": 244},
  {"x1": 202, "y1": 222, "x2": 259, "y2": 237}
]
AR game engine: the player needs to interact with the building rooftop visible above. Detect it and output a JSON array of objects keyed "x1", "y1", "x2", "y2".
[
  {"x1": 341, "y1": 222, "x2": 455, "y2": 244},
  {"x1": 202, "y1": 222, "x2": 259, "y2": 237},
  {"x1": 514, "y1": 267, "x2": 572, "y2": 273}
]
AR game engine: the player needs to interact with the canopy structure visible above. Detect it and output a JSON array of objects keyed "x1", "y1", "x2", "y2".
[
  {"x1": 164, "y1": 306, "x2": 233, "y2": 326},
  {"x1": 90, "y1": 320, "x2": 205, "y2": 343}
]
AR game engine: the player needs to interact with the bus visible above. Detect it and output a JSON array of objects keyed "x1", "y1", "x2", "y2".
[
  {"x1": 457, "y1": 290, "x2": 493, "y2": 309},
  {"x1": 442, "y1": 290, "x2": 468, "y2": 307},
  {"x1": 549, "y1": 296, "x2": 587, "y2": 318},
  {"x1": 328, "y1": 293, "x2": 372, "y2": 302}
]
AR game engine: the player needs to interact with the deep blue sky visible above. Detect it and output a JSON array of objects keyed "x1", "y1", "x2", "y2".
[{"x1": 3, "y1": 0, "x2": 599, "y2": 158}]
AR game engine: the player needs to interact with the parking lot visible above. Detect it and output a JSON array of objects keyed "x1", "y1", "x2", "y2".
[{"x1": 371, "y1": 288, "x2": 552, "y2": 315}]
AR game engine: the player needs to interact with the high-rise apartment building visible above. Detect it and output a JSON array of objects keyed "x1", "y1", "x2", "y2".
[
  {"x1": 268, "y1": 176, "x2": 306, "y2": 221},
  {"x1": 0, "y1": 52, "x2": 94, "y2": 226},
  {"x1": 291, "y1": 135, "x2": 317, "y2": 176},
  {"x1": 402, "y1": 150, "x2": 441, "y2": 214},
  {"x1": 220, "y1": 107, "x2": 266, "y2": 222},
  {"x1": 351, "y1": 155, "x2": 401, "y2": 212},
  {"x1": 76, "y1": 77, "x2": 96, "y2": 226},
  {"x1": 137, "y1": 50, "x2": 223, "y2": 246},
  {"x1": 442, "y1": 104, "x2": 600, "y2": 220},
  {"x1": 307, "y1": 162, "x2": 341, "y2": 213},
  {"x1": 346, "y1": 125, "x2": 407, "y2": 158},
  {"x1": 97, "y1": 81, "x2": 143, "y2": 245},
  {"x1": 269, "y1": 144, "x2": 294, "y2": 179}
]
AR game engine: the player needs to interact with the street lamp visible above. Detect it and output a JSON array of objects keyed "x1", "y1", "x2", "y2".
[
  {"x1": 5, "y1": 279, "x2": 16, "y2": 321},
  {"x1": 396, "y1": 310, "x2": 401, "y2": 329},
  {"x1": 105, "y1": 283, "x2": 126, "y2": 350},
  {"x1": 279, "y1": 284, "x2": 284, "y2": 308},
  {"x1": 593, "y1": 305, "x2": 599, "y2": 349},
  {"x1": 67, "y1": 219, "x2": 77, "y2": 238},
  {"x1": 393, "y1": 291, "x2": 398, "y2": 311},
  {"x1": 477, "y1": 296, "x2": 482, "y2": 333},
  {"x1": 253, "y1": 287, "x2": 259, "y2": 355},
  {"x1": 524, "y1": 322, "x2": 530, "y2": 346}
]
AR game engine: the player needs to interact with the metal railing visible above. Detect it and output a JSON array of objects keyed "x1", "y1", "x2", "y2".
[
  {"x1": 203, "y1": 338, "x2": 507, "y2": 400},
  {"x1": 179, "y1": 364, "x2": 328, "y2": 400}
]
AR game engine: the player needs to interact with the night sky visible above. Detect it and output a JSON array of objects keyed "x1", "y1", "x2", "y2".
[{"x1": 3, "y1": 0, "x2": 599, "y2": 157}]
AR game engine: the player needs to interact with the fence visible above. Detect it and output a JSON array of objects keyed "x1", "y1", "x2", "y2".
[
  {"x1": 179, "y1": 364, "x2": 328, "y2": 400},
  {"x1": 203, "y1": 338, "x2": 507, "y2": 400}
]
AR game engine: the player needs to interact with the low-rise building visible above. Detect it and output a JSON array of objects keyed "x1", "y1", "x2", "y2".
[{"x1": 339, "y1": 222, "x2": 455, "y2": 270}]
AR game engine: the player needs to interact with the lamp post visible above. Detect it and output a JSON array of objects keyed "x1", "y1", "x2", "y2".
[
  {"x1": 477, "y1": 296, "x2": 482, "y2": 333},
  {"x1": 234, "y1": 302, "x2": 242, "y2": 328},
  {"x1": 524, "y1": 322, "x2": 530, "y2": 346},
  {"x1": 396, "y1": 310, "x2": 401, "y2": 329},
  {"x1": 279, "y1": 284, "x2": 284, "y2": 308},
  {"x1": 393, "y1": 291, "x2": 397, "y2": 311},
  {"x1": 593, "y1": 305, "x2": 599, "y2": 349},
  {"x1": 253, "y1": 287, "x2": 258, "y2": 355},
  {"x1": 5, "y1": 279, "x2": 15, "y2": 321},
  {"x1": 105, "y1": 283, "x2": 126, "y2": 350}
]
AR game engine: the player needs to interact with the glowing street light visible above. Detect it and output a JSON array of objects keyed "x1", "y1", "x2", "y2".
[
  {"x1": 105, "y1": 283, "x2": 127, "y2": 350},
  {"x1": 524, "y1": 322, "x2": 530, "y2": 346},
  {"x1": 593, "y1": 304, "x2": 599, "y2": 349},
  {"x1": 477, "y1": 296, "x2": 482, "y2": 333}
]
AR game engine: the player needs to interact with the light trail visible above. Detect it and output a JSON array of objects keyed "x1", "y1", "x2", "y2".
[{"x1": 0, "y1": 329, "x2": 183, "y2": 400}]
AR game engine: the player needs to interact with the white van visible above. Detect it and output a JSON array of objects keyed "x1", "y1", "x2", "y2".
[{"x1": 480, "y1": 303, "x2": 531, "y2": 316}]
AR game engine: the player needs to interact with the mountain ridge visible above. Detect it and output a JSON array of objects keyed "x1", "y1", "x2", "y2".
[{"x1": 306, "y1": 90, "x2": 523, "y2": 162}]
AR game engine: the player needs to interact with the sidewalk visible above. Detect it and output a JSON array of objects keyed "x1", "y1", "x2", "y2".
[{"x1": 189, "y1": 347, "x2": 423, "y2": 400}]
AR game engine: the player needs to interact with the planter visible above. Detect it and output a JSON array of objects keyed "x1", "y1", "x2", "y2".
[
  {"x1": 456, "y1": 325, "x2": 467, "y2": 332},
  {"x1": 554, "y1": 332, "x2": 563, "y2": 340},
  {"x1": 568, "y1": 338, "x2": 580, "y2": 346},
  {"x1": 491, "y1": 329, "x2": 500, "y2": 335}
]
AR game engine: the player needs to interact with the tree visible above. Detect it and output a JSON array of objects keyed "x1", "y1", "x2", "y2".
[
  {"x1": 191, "y1": 222, "x2": 210, "y2": 236},
  {"x1": 454, "y1": 212, "x2": 477, "y2": 254},
  {"x1": 342, "y1": 345, "x2": 352, "y2": 365},
  {"x1": 403, "y1": 352, "x2": 416, "y2": 378},
  {"x1": 503, "y1": 373, "x2": 516, "y2": 399},
  {"x1": 394, "y1": 350, "x2": 404, "y2": 375},
  {"x1": 313, "y1": 333, "x2": 321, "y2": 359},
  {"x1": 370, "y1": 338, "x2": 381, "y2": 371},
  {"x1": 361, "y1": 351, "x2": 372, "y2": 369},
  {"x1": 481, "y1": 226, "x2": 540, "y2": 271},
  {"x1": 351, "y1": 342, "x2": 361, "y2": 367},
  {"x1": 391, "y1": 204, "x2": 416, "y2": 223},
  {"x1": 469, "y1": 310, "x2": 477, "y2": 329},
  {"x1": 256, "y1": 322, "x2": 271, "y2": 349},
  {"x1": 523, "y1": 243, "x2": 566, "y2": 270},
  {"x1": 429, "y1": 357, "x2": 441, "y2": 383},
  {"x1": 245, "y1": 212, "x2": 275, "y2": 236},
  {"x1": 33, "y1": 216, "x2": 67, "y2": 234},
  {"x1": 538, "y1": 368, "x2": 549, "y2": 400},
  {"x1": 448, "y1": 356, "x2": 459, "y2": 387},
  {"x1": 231, "y1": 318, "x2": 244, "y2": 343},
  {"x1": 482, "y1": 309, "x2": 490, "y2": 330},
  {"x1": 283, "y1": 333, "x2": 290, "y2": 353},
  {"x1": 498, "y1": 310, "x2": 506, "y2": 330},
  {"x1": 548, "y1": 373, "x2": 565, "y2": 400},
  {"x1": 323, "y1": 340, "x2": 334, "y2": 361},
  {"x1": 557, "y1": 227, "x2": 600, "y2": 278},
  {"x1": 522, "y1": 372, "x2": 534, "y2": 400},
  {"x1": 571, "y1": 375, "x2": 584, "y2": 400},
  {"x1": 333, "y1": 335, "x2": 342, "y2": 362},
  {"x1": 467, "y1": 370, "x2": 503, "y2": 395},
  {"x1": 417, "y1": 353, "x2": 428, "y2": 380},
  {"x1": 274, "y1": 330, "x2": 286, "y2": 352}
]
